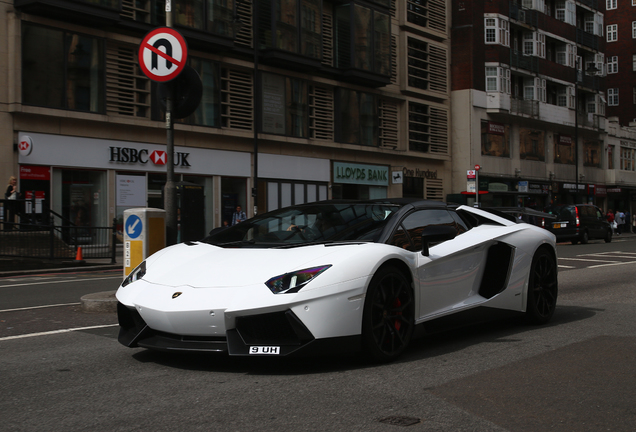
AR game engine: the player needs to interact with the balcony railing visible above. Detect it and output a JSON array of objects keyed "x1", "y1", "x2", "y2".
[
  {"x1": 576, "y1": 29, "x2": 598, "y2": 51},
  {"x1": 511, "y1": 98, "x2": 539, "y2": 117},
  {"x1": 511, "y1": 52, "x2": 539, "y2": 73}
]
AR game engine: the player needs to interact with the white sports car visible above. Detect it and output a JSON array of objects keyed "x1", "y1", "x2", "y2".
[{"x1": 116, "y1": 199, "x2": 558, "y2": 362}]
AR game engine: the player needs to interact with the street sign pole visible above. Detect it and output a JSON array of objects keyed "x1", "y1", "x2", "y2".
[{"x1": 164, "y1": 0, "x2": 177, "y2": 246}]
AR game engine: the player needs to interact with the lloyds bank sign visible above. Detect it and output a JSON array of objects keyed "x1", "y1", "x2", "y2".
[{"x1": 333, "y1": 162, "x2": 389, "y2": 186}]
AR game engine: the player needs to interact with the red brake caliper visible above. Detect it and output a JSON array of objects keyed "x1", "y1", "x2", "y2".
[{"x1": 393, "y1": 298, "x2": 402, "y2": 331}]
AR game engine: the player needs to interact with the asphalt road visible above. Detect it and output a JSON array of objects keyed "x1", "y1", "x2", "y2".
[{"x1": 1, "y1": 240, "x2": 635, "y2": 432}]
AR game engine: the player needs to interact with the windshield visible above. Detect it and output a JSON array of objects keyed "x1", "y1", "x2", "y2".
[{"x1": 202, "y1": 203, "x2": 400, "y2": 247}]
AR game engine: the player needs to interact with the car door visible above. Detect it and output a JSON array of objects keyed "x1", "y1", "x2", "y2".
[{"x1": 390, "y1": 209, "x2": 489, "y2": 320}]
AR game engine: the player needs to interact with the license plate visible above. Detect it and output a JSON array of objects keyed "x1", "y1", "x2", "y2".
[
  {"x1": 553, "y1": 223, "x2": 567, "y2": 229},
  {"x1": 249, "y1": 346, "x2": 280, "y2": 355}
]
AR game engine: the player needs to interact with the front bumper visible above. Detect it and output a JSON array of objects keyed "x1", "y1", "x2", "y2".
[{"x1": 117, "y1": 302, "x2": 360, "y2": 357}]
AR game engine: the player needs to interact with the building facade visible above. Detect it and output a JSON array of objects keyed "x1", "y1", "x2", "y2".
[
  {"x1": 1, "y1": 0, "x2": 452, "y2": 238},
  {"x1": 451, "y1": 0, "x2": 612, "y2": 211},
  {"x1": 602, "y1": 0, "x2": 636, "y2": 216}
]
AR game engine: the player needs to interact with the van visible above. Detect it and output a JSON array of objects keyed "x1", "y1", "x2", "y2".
[{"x1": 545, "y1": 204, "x2": 612, "y2": 244}]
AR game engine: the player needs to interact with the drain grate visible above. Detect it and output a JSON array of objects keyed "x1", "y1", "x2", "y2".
[{"x1": 378, "y1": 416, "x2": 421, "y2": 427}]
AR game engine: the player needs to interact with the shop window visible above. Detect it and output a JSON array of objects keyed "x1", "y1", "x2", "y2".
[
  {"x1": 258, "y1": 0, "x2": 322, "y2": 59},
  {"x1": 554, "y1": 135, "x2": 575, "y2": 165},
  {"x1": 335, "y1": 88, "x2": 377, "y2": 146},
  {"x1": 22, "y1": 23, "x2": 104, "y2": 113},
  {"x1": 261, "y1": 73, "x2": 308, "y2": 137},
  {"x1": 264, "y1": 180, "x2": 327, "y2": 212},
  {"x1": 481, "y1": 121, "x2": 510, "y2": 157},
  {"x1": 334, "y1": 3, "x2": 391, "y2": 76},
  {"x1": 520, "y1": 129, "x2": 545, "y2": 161}
]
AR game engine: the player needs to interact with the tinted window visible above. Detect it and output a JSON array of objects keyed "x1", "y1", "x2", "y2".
[{"x1": 391, "y1": 209, "x2": 461, "y2": 252}]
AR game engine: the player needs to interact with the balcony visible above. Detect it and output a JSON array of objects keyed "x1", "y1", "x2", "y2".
[
  {"x1": 511, "y1": 52, "x2": 539, "y2": 73},
  {"x1": 576, "y1": 29, "x2": 598, "y2": 51}
]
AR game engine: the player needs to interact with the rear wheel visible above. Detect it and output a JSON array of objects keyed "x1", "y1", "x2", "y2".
[
  {"x1": 604, "y1": 229, "x2": 612, "y2": 243},
  {"x1": 362, "y1": 266, "x2": 414, "y2": 362},
  {"x1": 526, "y1": 248, "x2": 558, "y2": 325},
  {"x1": 580, "y1": 230, "x2": 589, "y2": 244}
]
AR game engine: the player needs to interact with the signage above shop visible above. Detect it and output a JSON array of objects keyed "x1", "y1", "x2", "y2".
[
  {"x1": 402, "y1": 168, "x2": 438, "y2": 179},
  {"x1": 109, "y1": 147, "x2": 191, "y2": 167},
  {"x1": 333, "y1": 162, "x2": 388, "y2": 186}
]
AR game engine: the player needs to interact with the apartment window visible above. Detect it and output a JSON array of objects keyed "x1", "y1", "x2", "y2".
[
  {"x1": 555, "y1": 1, "x2": 575, "y2": 25},
  {"x1": 556, "y1": 44, "x2": 576, "y2": 66},
  {"x1": 524, "y1": 78, "x2": 546, "y2": 102},
  {"x1": 522, "y1": 0, "x2": 545, "y2": 11},
  {"x1": 261, "y1": 73, "x2": 308, "y2": 137},
  {"x1": 607, "y1": 24, "x2": 618, "y2": 42},
  {"x1": 22, "y1": 23, "x2": 104, "y2": 113},
  {"x1": 175, "y1": 0, "x2": 236, "y2": 37},
  {"x1": 485, "y1": 66, "x2": 510, "y2": 93},
  {"x1": 621, "y1": 147, "x2": 636, "y2": 171},
  {"x1": 335, "y1": 3, "x2": 390, "y2": 76},
  {"x1": 179, "y1": 57, "x2": 221, "y2": 127},
  {"x1": 633, "y1": 54, "x2": 636, "y2": 71},
  {"x1": 608, "y1": 88, "x2": 619, "y2": 106},
  {"x1": 633, "y1": 21, "x2": 636, "y2": 38},
  {"x1": 608, "y1": 56, "x2": 618, "y2": 74},
  {"x1": 407, "y1": 37, "x2": 448, "y2": 94},
  {"x1": 484, "y1": 17, "x2": 509, "y2": 46},
  {"x1": 335, "y1": 88, "x2": 377, "y2": 146},
  {"x1": 607, "y1": 0, "x2": 617, "y2": 9},
  {"x1": 556, "y1": 86, "x2": 574, "y2": 108},
  {"x1": 407, "y1": 0, "x2": 446, "y2": 34},
  {"x1": 408, "y1": 102, "x2": 449, "y2": 154},
  {"x1": 523, "y1": 32, "x2": 545, "y2": 58},
  {"x1": 584, "y1": 140, "x2": 602, "y2": 168},
  {"x1": 258, "y1": 0, "x2": 322, "y2": 59}
]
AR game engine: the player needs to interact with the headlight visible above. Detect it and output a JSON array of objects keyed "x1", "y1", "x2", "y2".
[
  {"x1": 265, "y1": 265, "x2": 332, "y2": 294},
  {"x1": 122, "y1": 261, "x2": 147, "y2": 287}
]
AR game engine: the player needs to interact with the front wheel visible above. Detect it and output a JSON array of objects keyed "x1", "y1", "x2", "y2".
[
  {"x1": 604, "y1": 229, "x2": 612, "y2": 243},
  {"x1": 526, "y1": 248, "x2": 558, "y2": 325},
  {"x1": 362, "y1": 266, "x2": 414, "y2": 362}
]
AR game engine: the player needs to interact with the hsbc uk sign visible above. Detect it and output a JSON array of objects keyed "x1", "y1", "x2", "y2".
[{"x1": 109, "y1": 147, "x2": 191, "y2": 167}]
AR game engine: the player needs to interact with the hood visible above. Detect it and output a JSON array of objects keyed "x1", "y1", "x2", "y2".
[{"x1": 142, "y1": 242, "x2": 347, "y2": 288}]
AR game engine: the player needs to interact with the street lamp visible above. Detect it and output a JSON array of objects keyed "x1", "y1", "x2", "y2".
[{"x1": 574, "y1": 58, "x2": 599, "y2": 204}]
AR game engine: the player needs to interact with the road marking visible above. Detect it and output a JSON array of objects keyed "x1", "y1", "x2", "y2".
[
  {"x1": 558, "y1": 265, "x2": 576, "y2": 269},
  {"x1": 0, "y1": 276, "x2": 122, "y2": 289},
  {"x1": 0, "y1": 303, "x2": 81, "y2": 313},
  {"x1": 588, "y1": 260, "x2": 636, "y2": 269},
  {"x1": 559, "y1": 258, "x2": 618, "y2": 263},
  {"x1": 0, "y1": 324, "x2": 118, "y2": 342}
]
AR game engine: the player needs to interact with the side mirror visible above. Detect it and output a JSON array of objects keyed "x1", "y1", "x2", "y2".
[{"x1": 421, "y1": 225, "x2": 457, "y2": 257}]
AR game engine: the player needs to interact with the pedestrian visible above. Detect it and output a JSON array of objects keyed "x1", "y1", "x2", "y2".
[
  {"x1": 616, "y1": 210, "x2": 625, "y2": 235},
  {"x1": 4, "y1": 176, "x2": 18, "y2": 231},
  {"x1": 607, "y1": 209, "x2": 615, "y2": 234},
  {"x1": 625, "y1": 210, "x2": 631, "y2": 233},
  {"x1": 231, "y1": 205, "x2": 246, "y2": 226}
]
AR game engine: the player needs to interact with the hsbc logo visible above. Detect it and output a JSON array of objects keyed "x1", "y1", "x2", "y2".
[{"x1": 109, "y1": 147, "x2": 190, "y2": 167}]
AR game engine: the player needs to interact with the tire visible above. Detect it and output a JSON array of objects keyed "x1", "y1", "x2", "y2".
[
  {"x1": 526, "y1": 248, "x2": 558, "y2": 325},
  {"x1": 604, "y1": 229, "x2": 612, "y2": 243},
  {"x1": 580, "y1": 231, "x2": 589, "y2": 244},
  {"x1": 362, "y1": 266, "x2": 414, "y2": 362}
]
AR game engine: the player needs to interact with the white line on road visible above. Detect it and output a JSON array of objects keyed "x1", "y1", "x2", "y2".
[
  {"x1": 558, "y1": 258, "x2": 619, "y2": 263},
  {"x1": 0, "y1": 324, "x2": 119, "y2": 342},
  {"x1": 0, "y1": 276, "x2": 122, "y2": 289},
  {"x1": 0, "y1": 303, "x2": 81, "y2": 313}
]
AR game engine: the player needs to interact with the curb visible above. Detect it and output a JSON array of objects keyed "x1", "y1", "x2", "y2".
[{"x1": 80, "y1": 290, "x2": 118, "y2": 313}]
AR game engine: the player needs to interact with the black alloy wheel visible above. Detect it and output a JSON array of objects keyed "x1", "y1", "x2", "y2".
[
  {"x1": 580, "y1": 230, "x2": 589, "y2": 244},
  {"x1": 362, "y1": 266, "x2": 414, "y2": 362},
  {"x1": 526, "y1": 248, "x2": 558, "y2": 325},
  {"x1": 605, "y1": 229, "x2": 612, "y2": 243}
]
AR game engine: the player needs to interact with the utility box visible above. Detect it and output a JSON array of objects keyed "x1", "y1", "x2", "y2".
[
  {"x1": 177, "y1": 181, "x2": 205, "y2": 242},
  {"x1": 123, "y1": 208, "x2": 166, "y2": 277}
]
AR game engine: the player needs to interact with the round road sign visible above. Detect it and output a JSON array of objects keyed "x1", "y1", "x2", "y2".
[
  {"x1": 139, "y1": 27, "x2": 188, "y2": 83},
  {"x1": 474, "y1": 164, "x2": 481, "y2": 171}
]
